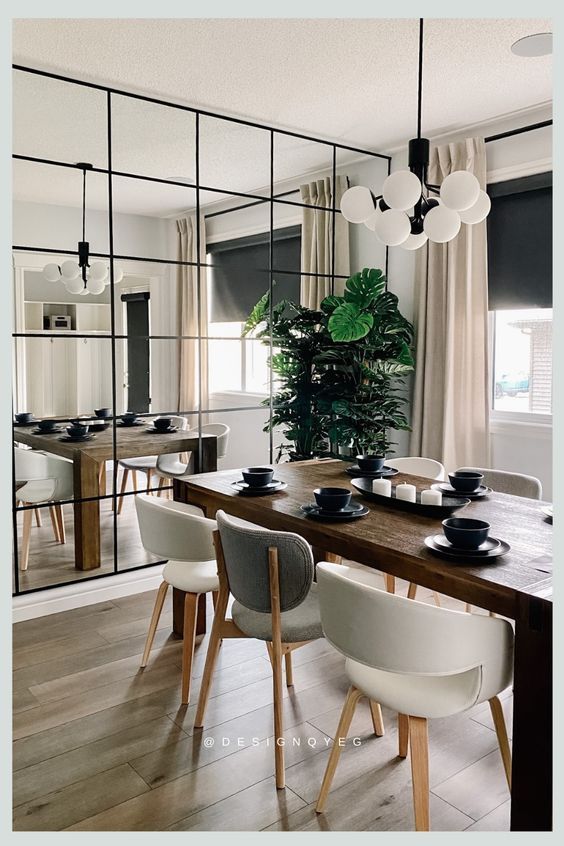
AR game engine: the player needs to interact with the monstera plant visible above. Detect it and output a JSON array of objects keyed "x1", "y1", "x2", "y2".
[{"x1": 243, "y1": 268, "x2": 415, "y2": 460}]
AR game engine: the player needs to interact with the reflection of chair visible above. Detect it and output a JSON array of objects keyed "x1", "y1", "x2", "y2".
[
  {"x1": 386, "y1": 456, "x2": 445, "y2": 481},
  {"x1": 15, "y1": 448, "x2": 74, "y2": 571},
  {"x1": 118, "y1": 416, "x2": 189, "y2": 513},
  {"x1": 200, "y1": 423, "x2": 230, "y2": 460},
  {"x1": 315, "y1": 562, "x2": 513, "y2": 831},
  {"x1": 154, "y1": 422, "x2": 231, "y2": 490},
  {"x1": 135, "y1": 494, "x2": 218, "y2": 704},
  {"x1": 458, "y1": 466, "x2": 542, "y2": 500},
  {"x1": 194, "y1": 510, "x2": 325, "y2": 788}
]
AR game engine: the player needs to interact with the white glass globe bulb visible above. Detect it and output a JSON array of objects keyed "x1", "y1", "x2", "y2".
[
  {"x1": 423, "y1": 205, "x2": 461, "y2": 243},
  {"x1": 61, "y1": 260, "x2": 80, "y2": 281},
  {"x1": 340, "y1": 185, "x2": 375, "y2": 224},
  {"x1": 64, "y1": 276, "x2": 85, "y2": 295},
  {"x1": 374, "y1": 209, "x2": 411, "y2": 246},
  {"x1": 459, "y1": 190, "x2": 491, "y2": 225},
  {"x1": 401, "y1": 231, "x2": 428, "y2": 251},
  {"x1": 113, "y1": 265, "x2": 124, "y2": 284},
  {"x1": 89, "y1": 262, "x2": 108, "y2": 283},
  {"x1": 382, "y1": 170, "x2": 422, "y2": 211},
  {"x1": 440, "y1": 171, "x2": 480, "y2": 211},
  {"x1": 79, "y1": 287, "x2": 90, "y2": 296},
  {"x1": 86, "y1": 275, "x2": 106, "y2": 295},
  {"x1": 363, "y1": 206, "x2": 382, "y2": 231},
  {"x1": 43, "y1": 263, "x2": 61, "y2": 283}
]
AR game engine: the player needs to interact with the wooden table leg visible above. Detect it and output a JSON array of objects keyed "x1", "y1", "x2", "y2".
[
  {"x1": 510, "y1": 595, "x2": 552, "y2": 831},
  {"x1": 73, "y1": 452, "x2": 102, "y2": 570}
]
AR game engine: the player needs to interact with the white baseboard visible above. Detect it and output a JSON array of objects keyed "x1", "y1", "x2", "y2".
[{"x1": 12, "y1": 564, "x2": 165, "y2": 623}]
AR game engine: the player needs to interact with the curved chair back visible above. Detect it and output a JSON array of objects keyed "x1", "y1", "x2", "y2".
[
  {"x1": 155, "y1": 416, "x2": 190, "y2": 476},
  {"x1": 317, "y1": 563, "x2": 513, "y2": 701},
  {"x1": 135, "y1": 493, "x2": 216, "y2": 562},
  {"x1": 200, "y1": 423, "x2": 230, "y2": 459},
  {"x1": 458, "y1": 466, "x2": 542, "y2": 500},
  {"x1": 15, "y1": 447, "x2": 50, "y2": 482},
  {"x1": 216, "y1": 509, "x2": 314, "y2": 613},
  {"x1": 15, "y1": 448, "x2": 74, "y2": 500},
  {"x1": 386, "y1": 456, "x2": 445, "y2": 481}
]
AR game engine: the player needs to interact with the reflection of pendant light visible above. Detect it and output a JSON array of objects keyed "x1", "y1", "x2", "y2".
[
  {"x1": 43, "y1": 162, "x2": 123, "y2": 294},
  {"x1": 340, "y1": 19, "x2": 490, "y2": 249}
]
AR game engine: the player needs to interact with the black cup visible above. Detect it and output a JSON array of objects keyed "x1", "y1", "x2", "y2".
[
  {"x1": 356, "y1": 454, "x2": 385, "y2": 472},
  {"x1": 442, "y1": 517, "x2": 490, "y2": 550},
  {"x1": 154, "y1": 417, "x2": 173, "y2": 432},
  {"x1": 242, "y1": 467, "x2": 274, "y2": 488},
  {"x1": 94, "y1": 407, "x2": 111, "y2": 419},
  {"x1": 314, "y1": 487, "x2": 352, "y2": 512},
  {"x1": 67, "y1": 424, "x2": 89, "y2": 438},
  {"x1": 448, "y1": 471, "x2": 484, "y2": 493},
  {"x1": 15, "y1": 412, "x2": 33, "y2": 424},
  {"x1": 38, "y1": 419, "x2": 57, "y2": 431},
  {"x1": 120, "y1": 412, "x2": 138, "y2": 426}
]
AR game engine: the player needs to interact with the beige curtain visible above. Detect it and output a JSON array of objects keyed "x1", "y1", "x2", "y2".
[
  {"x1": 410, "y1": 138, "x2": 490, "y2": 472},
  {"x1": 300, "y1": 175, "x2": 350, "y2": 308},
  {"x1": 177, "y1": 216, "x2": 208, "y2": 414}
]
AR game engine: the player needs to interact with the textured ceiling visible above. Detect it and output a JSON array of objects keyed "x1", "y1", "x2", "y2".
[{"x1": 13, "y1": 17, "x2": 552, "y2": 216}]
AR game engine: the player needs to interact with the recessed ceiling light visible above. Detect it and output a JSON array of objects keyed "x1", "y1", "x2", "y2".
[{"x1": 511, "y1": 33, "x2": 552, "y2": 57}]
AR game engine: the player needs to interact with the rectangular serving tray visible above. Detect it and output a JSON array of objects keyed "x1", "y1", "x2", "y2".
[{"x1": 351, "y1": 477, "x2": 470, "y2": 517}]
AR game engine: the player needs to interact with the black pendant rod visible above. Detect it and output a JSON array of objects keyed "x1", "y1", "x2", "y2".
[
  {"x1": 417, "y1": 18, "x2": 424, "y2": 139},
  {"x1": 81, "y1": 166, "x2": 86, "y2": 241}
]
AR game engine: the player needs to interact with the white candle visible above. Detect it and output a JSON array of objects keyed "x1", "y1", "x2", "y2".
[
  {"x1": 395, "y1": 483, "x2": 416, "y2": 502},
  {"x1": 372, "y1": 478, "x2": 391, "y2": 496},
  {"x1": 421, "y1": 489, "x2": 442, "y2": 506}
]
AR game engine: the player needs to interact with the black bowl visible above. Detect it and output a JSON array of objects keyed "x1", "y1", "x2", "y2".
[
  {"x1": 120, "y1": 412, "x2": 138, "y2": 426},
  {"x1": 15, "y1": 412, "x2": 33, "y2": 424},
  {"x1": 94, "y1": 407, "x2": 112, "y2": 419},
  {"x1": 154, "y1": 417, "x2": 173, "y2": 431},
  {"x1": 356, "y1": 454, "x2": 385, "y2": 473},
  {"x1": 242, "y1": 467, "x2": 274, "y2": 488},
  {"x1": 314, "y1": 487, "x2": 352, "y2": 512},
  {"x1": 38, "y1": 419, "x2": 58, "y2": 431},
  {"x1": 448, "y1": 471, "x2": 484, "y2": 493},
  {"x1": 67, "y1": 424, "x2": 89, "y2": 438},
  {"x1": 442, "y1": 517, "x2": 490, "y2": 550}
]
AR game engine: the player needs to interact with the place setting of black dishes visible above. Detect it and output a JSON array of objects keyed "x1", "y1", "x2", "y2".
[
  {"x1": 117, "y1": 412, "x2": 144, "y2": 427},
  {"x1": 432, "y1": 470, "x2": 492, "y2": 499},
  {"x1": 59, "y1": 422, "x2": 96, "y2": 443},
  {"x1": 301, "y1": 486, "x2": 368, "y2": 521},
  {"x1": 344, "y1": 453, "x2": 399, "y2": 479},
  {"x1": 424, "y1": 517, "x2": 510, "y2": 563},
  {"x1": 231, "y1": 467, "x2": 287, "y2": 496},
  {"x1": 145, "y1": 416, "x2": 179, "y2": 434},
  {"x1": 32, "y1": 418, "x2": 64, "y2": 434},
  {"x1": 13, "y1": 411, "x2": 38, "y2": 427}
]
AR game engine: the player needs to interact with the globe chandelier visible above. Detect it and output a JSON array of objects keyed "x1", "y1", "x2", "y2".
[
  {"x1": 43, "y1": 162, "x2": 123, "y2": 294},
  {"x1": 340, "y1": 18, "x2": 491, "y2": 249}
]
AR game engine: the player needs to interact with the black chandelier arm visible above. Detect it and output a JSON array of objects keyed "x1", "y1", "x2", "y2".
[{"x1": 425, "y1": 183, "x2": 441, "y2": 195}]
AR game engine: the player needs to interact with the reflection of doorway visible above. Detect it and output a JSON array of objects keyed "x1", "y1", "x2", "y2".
[{"x1": 122, "y1": 292, "x2": 150, "y2": 412}]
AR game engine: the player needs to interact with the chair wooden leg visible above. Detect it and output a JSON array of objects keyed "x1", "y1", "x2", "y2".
[
  {"x1": 181, "y1": 592, "x2": 199, "y2": 705},
  {"x1": 157, "y1": 477, "x2": 166, "y2": 497},
  {"x1": 117, "y1": 469, "x2": 129, "y2": 515},
  {"x1": 194, "y1": 585, "x2": 229, "y2": 727},
  {"x1": 146, "y1": 468, "x2": 153, "y2": 493},
  {"x1": 20, "y1": 507, "x2": 33, "y2": 571},
  {"x1": 465, "y1": 603, "x2": 472, "y2": 613},
  {"x1": 407, "y1": 582, "x2": 417, "y2": 600},
  {"x1": 489, "y1": 696, "x2": 512, "y2": 790},
  {"x1": 34, "y1": 507, "x2": 42, "y2": 527},
  {"x1": 271, "y1": 639, "x2": 285, "y2": 788},
  {"x1": 369, "y1": 700, "x2": 385, "y2": 736},
  {"x1": 398, "y1": 713, "x2": 409, "y2": 758},
  {"x1": 284, "y1": 651, "x2": 294, "y2": 687},
  {"x1": 316, "y1": 686, "x2": 363, "y2": 813},
  {"x1": 49, "y1": 505, "x2": 60, "y2": 542},
  {"x1": 384, "y1": 573, "x2": 396, "y2": 593},
  {"x1": 131, "y1": 470, "x2": 138, "y2": 492},
  {"x1": 409, "y1": 716, "x2": 430, "y2": 831},
  {"x1": 432, "y1": 592, "x2": 441, "y2": 607},
  {"x1": 55, "y1": 504, "x2": 65, "y2": 544},
  {"x1": 140, "y1": 581, "x2": 169, "y2": 668}
]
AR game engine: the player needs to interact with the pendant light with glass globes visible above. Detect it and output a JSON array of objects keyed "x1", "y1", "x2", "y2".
[
  {"x1": 340, "y1": 18, "x2": 491, "y2": 249},
  {"x1": 42, "y1": 163, "x2": 124, "y2": 294}
]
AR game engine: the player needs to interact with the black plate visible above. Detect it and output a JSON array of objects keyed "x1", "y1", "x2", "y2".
[
  {"x1": 301, "y1": 502, "x2": 369, "y2": 521},
  {"x1": 432, "y1": 534, "x2": 501, "y2": 555},
  {"x1": 432, "y1": 482, "x2": 492, "y2": 499},
  {"x1": 117, "y1": 420, "x2": 145, "y2": 427},
  {"x1": 32, "y1": 427, "x2": 64, "y2": 434},
  {"x1": 231, "y1": 479, "x2": 287, "y2": 496},
  {"x1": 13, "y1": 419, "x2": 38, "y2": 427},
  {"x1": 345, "y1": 464, "x2": 399, "y2": 478},
  {"x1": 351, "y1": 477, "x2": 469, "y2": 517},
  {"x1": 424, "y1": 534, "x2": 510, "y2": 562},
  {"x1": 145, "y1": 426, "x2": 179, "y2": 434},
  {"x1": 59, "y1": 434, "x2": 96, "y2": 443}
]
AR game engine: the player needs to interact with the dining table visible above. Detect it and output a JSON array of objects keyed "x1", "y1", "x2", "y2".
[
  {"x1": 13, "y1": 422, "x2": 217, "y2": 570},
  {"x1": 177, "y1": 458, "x2": 553, "y2": 832}
]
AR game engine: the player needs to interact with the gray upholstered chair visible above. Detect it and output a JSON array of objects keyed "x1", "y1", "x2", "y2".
[
  {"x1": 193, "y1": 510, "x2": 324, "y2": 788},
  {"x1": 458, "y1": 466, "x2": 542, "y2": 500}
]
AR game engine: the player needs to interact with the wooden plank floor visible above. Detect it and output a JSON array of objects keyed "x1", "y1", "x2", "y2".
[{"x1": 13, "y1": 580, "x2": 512, "y2": 832}]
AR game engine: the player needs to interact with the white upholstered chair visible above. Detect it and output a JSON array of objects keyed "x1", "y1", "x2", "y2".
[
  {"x1": 315, "y1": 562, "x2": 513, "y2": 831},
  {"x1": 154, "y1": 422, "x2": 231, "y2": 486},
  {"x1": 199, "y1": 423, "x2": 230, "y2": 460},
  {"x1": 386, "y1": 456, "x2": 445, "y2": 481},
  {"x1": 119, "y1": 415, "x2": 189, "y2": 504},
  {"x1": 458, "y1": 466, "x2": 542, "y2": 500},
  {"x1": 135, "y1": 493, "x2": 219, "y2": 704},
  {"x1": 14, "y1": 448, "x2": 74, "y2": 570}
]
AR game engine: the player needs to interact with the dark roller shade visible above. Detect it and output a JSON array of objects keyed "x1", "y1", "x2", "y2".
[
  {"x1": 208, "y1": 226, "x2": 301, "y2": 322},
  {"x1": 487, "y1": 172, "x2": 552, "y2": 310}
]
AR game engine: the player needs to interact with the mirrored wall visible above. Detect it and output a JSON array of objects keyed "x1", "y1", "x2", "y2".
[{"x1": 12, "y1": 65, "x2": 390, "y2": 593}]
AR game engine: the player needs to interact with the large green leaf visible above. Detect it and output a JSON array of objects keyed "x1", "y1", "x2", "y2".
[
  {"x1": 376, "y1": 359, "x2": 414, "y2": 375},
  {"x1": 242, "y1": 291, "x2": 269, "y2": 336},
  {"x1": 328, "y1": 303, "x2": 374, "y2": 342},
  {"x1": 320, "y1": 295, "x2": 342, "y2": 314},
  {"x1": 344, "y1": 268, "x2": 386, "y2": 307}
]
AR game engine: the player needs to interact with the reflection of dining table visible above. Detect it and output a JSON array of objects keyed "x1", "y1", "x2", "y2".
[
  {"x1": 179, "y1": 459, "x2": 553, "y2": 832},
  {"x1": 13, "y1": 424, "x2": 217, "y2": 570}
]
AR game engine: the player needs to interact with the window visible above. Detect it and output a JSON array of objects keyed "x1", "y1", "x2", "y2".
[
  {"x1": 207, "y1": 226, "x2": 301, "y2": 395},
  {"x1": 487, "y1": 173, "x2": 552, "y2": 417}
]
